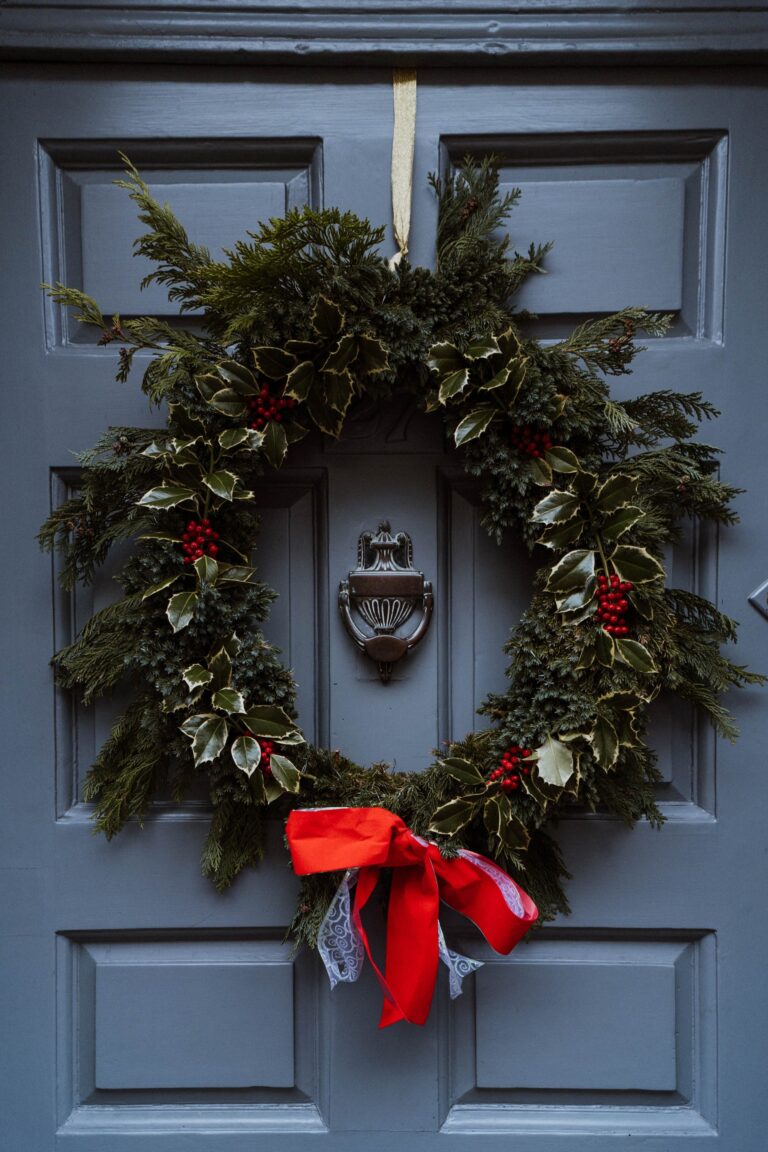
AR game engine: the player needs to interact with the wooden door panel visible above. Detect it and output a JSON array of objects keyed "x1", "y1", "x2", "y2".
[{"x1": 1, "y1": 65, "x2": 766, "y2": 1150}]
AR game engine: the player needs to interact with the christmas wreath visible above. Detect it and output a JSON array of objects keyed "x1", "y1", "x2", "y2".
[{"x1": 41, "y1": 156, "x2": 759, "y2": 957}]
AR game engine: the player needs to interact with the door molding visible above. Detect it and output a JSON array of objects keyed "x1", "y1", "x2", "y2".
[{"x1": 1, "y1": 2, "x2": 768, "y2": 63}]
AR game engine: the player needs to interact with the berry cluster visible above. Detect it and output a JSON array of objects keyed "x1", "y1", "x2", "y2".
[
  {"x1": 488, "y1": 746, "x2": 533, "y2": 793},
  {"x1": 594, "y1": 572, "x2": 634, "y2": 635},
  {"x1": 247, "y1": 387, "x2": 297, "y2": 431},
  {"x1": 510, "y1": 425, "x2": 553, "y2": 458},
  {"x1": 181, "y1": 519, "x2": 220, "y2": 565}
]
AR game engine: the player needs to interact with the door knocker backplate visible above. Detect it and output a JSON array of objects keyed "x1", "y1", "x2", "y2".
[{"x1": 338, "y1": 521, "x2": 433, "y2": 683}]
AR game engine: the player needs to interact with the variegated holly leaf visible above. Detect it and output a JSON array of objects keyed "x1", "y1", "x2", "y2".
[
  {"x1": 611, "y1": 545, "x2": 665, "y2": 585},
  {"x1": 544, "y1": 446, "x2": 581, "y2": 473},
  {"x1": 615, "y1": 638, "x2": 658, "y2": 673},
  {"x1": 261, "y1": 421, "x2": 288, "y2": 468},
  {"x1": 190, "y1": 716, "x2": 229, "y2": 766},
  {"x1": 231, "y1": 734, "x2": 261, "y2": 777},
  {"x1": 429, "y1": 797, "x2": 476, "y2": 837},
  {"x1": 269, "y1": 754, "x2": 301, "y2": 794},
  {"x1": 601, "y1": 505, "x2": 644, "y2": 540},
  {"x1": 535, "y1": 735, "x2": 574, "y2": 788},
  {"x1": 465, "y1": 335, "x2": 500, "y2": 360},
  {"x1": 589, "y1": 715, "x2": 619, "y2": 768},
  {"x1": 545, "y1": 549, "x2": 595, "y2": 594},
  {"x1": 322, "y1": 334, "x2": 357, "y2": 375},
  {"x1": 284, "y1": 361, "x2": 315, "y2": 403},
  {"x1": 137, "y1": 484, "x2": 196, "y2": 510},
  {"x1": 441, "y1": 757, "x2": 486, "y2": 786},
  {"x1": 532, "y1": 490, "x2": 581, "y2": 525},
  {"x1": 203, "y1": 470, "x2": 238, "y2": 501},
  {"x1": 454, "y1": 406, "x2": 497, "y2": 447},
  {"x1": 207, "y1": 389, "x2": 247, "y2": 418},
  {"x1": 167, "y1": 590, "x2": 198, "y2": 632},
  {"x1": 141, "y1": 574, "x2": 181, "y2": 600},
  {"x1": 212, "y1": 687, "x2": 246, "y2": 714},
  {"x1": 595, "y1": 474, "x2": 638, "y2": 513},
  {"x1": 312, "y1": 295, "x2": 343, "y2": 339},
  {"x1": 182, "y1": 664, "x2": 213, "y2": 691},
  {"x1": 194, "y1": 555, "x2": 218, "y2": 585},
  {"x1": 252, "y1": 345, "x2": 297, "y2": 380},
  {"x1": 216, "y1": 360, "x2": 260, "y2": 395}
]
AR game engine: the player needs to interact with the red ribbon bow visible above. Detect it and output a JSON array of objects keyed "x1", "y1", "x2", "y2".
[{"x1": 286, "y1": 806, "x2": 537, "y2": 1027}]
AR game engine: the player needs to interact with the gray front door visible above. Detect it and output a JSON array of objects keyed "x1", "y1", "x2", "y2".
[{"x1": 1, "y1": 64, "x2": 766, "y2": 1150}]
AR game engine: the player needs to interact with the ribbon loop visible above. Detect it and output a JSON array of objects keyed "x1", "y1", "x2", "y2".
[{"x1": 287, "y1": 806, "x2": 537, "y2": 1027}]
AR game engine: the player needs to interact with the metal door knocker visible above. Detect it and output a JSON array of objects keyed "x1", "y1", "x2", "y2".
[{"x1": 338, "y1": 522, "x2": 433, "y2": 683}]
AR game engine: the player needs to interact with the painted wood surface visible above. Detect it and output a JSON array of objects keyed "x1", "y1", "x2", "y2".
[{"x1": 0, "y1": 64, "x2": 766, "y2": 1150}]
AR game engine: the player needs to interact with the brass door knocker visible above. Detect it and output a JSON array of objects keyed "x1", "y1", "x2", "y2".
[{"x1": 338, "y1": 522, "x2": 434, "y2": 683}]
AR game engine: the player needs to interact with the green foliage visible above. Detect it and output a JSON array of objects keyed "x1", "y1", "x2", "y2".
[{"x1": 39, "y1": 155, "x2": 762, "y2": 941}]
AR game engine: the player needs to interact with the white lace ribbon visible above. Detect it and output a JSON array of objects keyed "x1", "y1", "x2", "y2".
[
  {"x1": 317, "y1": 869, "x2": 365, "y2": 989},
  {"x1": 316, "y1": 867, "x2": 484, "y2": 999}
]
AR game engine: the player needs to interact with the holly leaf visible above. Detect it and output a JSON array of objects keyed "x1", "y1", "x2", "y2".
[
  {"x1": 195, "y1": 374, "x2": 222, "y2": 403},
  {"x1": 182, "y1": 664, "x2": 213, "y2": 691},
  {"x1": 356, "y1": 333, "x2": 389, "y2": 375},
  {"x1": 538, "y1": 517, "x2": 585, "y2": 550},
  {"x1": 601, "y1": 505, "x2": 644, "y2": 541},
  {"x1": 439, "y1": 368, "x2": 470, "y2": 404},
  {"x1": 465, "y1": 335, "x2": 500, "y2": 360},
  {"x1": 208, "y1": 645, "x2": 232, "y2": 690},
  {"x1": 215, "y1": 360, "x2": 258, "y2": 395},
  {"x1": 179, "y1": 713, "x2": 209, "y2": 738},
  {"x1": 207, "y1": 389, "x2": 247, "y2": 418},
  {"x1": 141, "y1": 574, "x2": 181, "y2": 600},
  {"x1": 203, "y1": 470, "x2": 238, "y2": 502},
  {"x1": 137, "y1": 484, "x2": 196, "y2": 510},
  {"x1": 611, "y1": 545, "x2": 665, "y2": 585},
  {"x1": 312, "y1": 295, "x2": 344, "y2": 339},
  {"x1": 453, "y1": 406, "x2": 497, "y2": 447},
  {"x1": 194, "y1": 555, "x2": 219, "y2": 585},
  {"x1": 427, "y1": 342, "x2": 465, "y2": 375},
  {"x1": 529, "y1": 457, "x2": 553, "y2": 486},
  {"x1": 501, "y1": 814, "x2": 531, "y2": 852},
  {"x1": 261, "y1": 421, "x2": 288, "y2": 469},
  {"x1": 615, "y1": 638, "x2": 658, "y2": 674},
  {"x1": 270, "y1": 754, "x2": 301, "y2": 794},
  {"x1": 241, "y1": 715, "x2": 295, "y2": 740},
  {"x1": 535, "y1": 735, "x2": 574, "y2": 788},
  {"x1": 166, "y1": 590, "x2": 198, "y2": 632},
  {"x1": 191, "y1": 716, "x2": 229, "y2": 766},
  {"x1": 212, "y1": 687, "x2": 246, "y2": 714},
  {"x1": 596, "y1": 628, "x2": 616, "y2": 667},
  {"x1": 429, "y1": 797, "x2": 476, "y2": 837},
  {"x1": 322, "y1": 334, "x2": 358, "y2": 375},
  {"x1": 589, "y1": 715, "x2": 619, "y2": 768},
  {"x1": 545, "y1": 549, "x2": 595, "y2": 594},
  {"x1": 442, "y1": 757, "x2": 485, "y2": 786},
  {"x1": 480, "y1": 363, "x2": 511, "y2": 392},
  {"x1": 284, "y1": 361, "x2": 315, "y2": 403},
  {"x1": 218, "y1": 427, "x2": 250, "y2": 450},
  {"x1": 544, "y1": 446, "x2": 581, "y2": 474},
  {"x1": 218, "y1": 564, "x2": 258, "y2": 584},
  {"x1": 252, "y1": 345, "x2": 296, "y2": 380},
  {"x1": 505, "y1": 356, "x2": 529, "y2": 399},
  {"x1": 532, "y1": 490, "x2": 581, "y2": 525},
  {"x1": 595, "y1": 474, "x2": 638, "y2": 513},
  {"x1": 244, "y1": 704, "x2": 295, "y2": 726},
  {"x1": 231, "y1": 734, "x2": 261, "y2": 777},
  {"x1": 324, "y1": 371, "x2": 355, "y2": 416}
]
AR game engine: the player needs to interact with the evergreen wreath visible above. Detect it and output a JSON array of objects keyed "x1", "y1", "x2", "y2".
[{"x1": 40, "y1": 156, "x2": 761, "y2": 947}]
